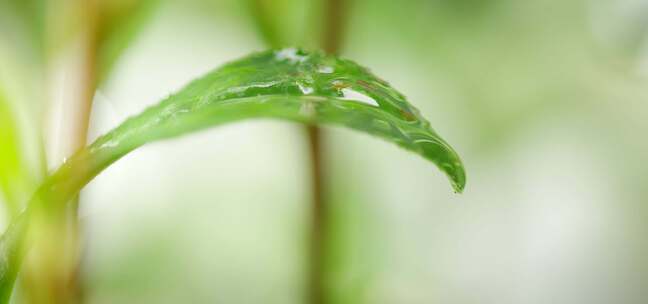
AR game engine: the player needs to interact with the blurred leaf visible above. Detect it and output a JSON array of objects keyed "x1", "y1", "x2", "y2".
[
  {"x1": 0, "y1": 0, "x2": 46, "y2": 57},
  {"x1": 0, "y1": 49, "x2": 465, "y2": 302},
  {"x1": 0, "y1": 91, "x2": 29, "y2": 216},
  {"x1": 0, "y1": 0, "x2": 46, "y2": 96},
  {"x1": 0, "y1": 212, "x2": 27, "y2": 304},
  {"x1": 41, "y1": 0, "x2": 158, "y2": 83},
  {"x1": 0, "y1": 92, "x2": 30, "y2": 303},
  {"x1": 96, "y1": 0, "x2": 160, "y2": 83},
  {"x1": 247, "y1": 0, "x2": 318, "y2": 48},
  {"x1": 247, "y1": 0, "x2": 284, "y2": 48}
]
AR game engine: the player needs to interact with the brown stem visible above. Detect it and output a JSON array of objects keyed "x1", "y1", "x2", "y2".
[
  {"x1": 307, "y1": 1, "x2": 349, "y2": 304},
  {"x1": 22, "y1": 1, "x2": 98, "y2": 303},
  {"x1": 61, "y1": 1, "x2": 100, "y2": 302},
  {"x1": 307, "y1": 125, "x2": 327, "y2": 304},
  {"x1": 56, "y1": 2, "x2": 99, "y2": 299},
  {"x1": 322, "y1": 0, "x2": 348, "y2": 54}
]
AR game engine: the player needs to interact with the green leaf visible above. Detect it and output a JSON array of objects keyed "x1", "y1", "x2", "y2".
[
  {"x1": 0, "y1": 49, "x2": 465, "y2": 302},
  {"x1": 93, "y1": 48, "x2": 464, "y2": 192}
]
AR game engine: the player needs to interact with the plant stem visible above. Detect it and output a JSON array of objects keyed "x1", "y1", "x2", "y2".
[
  {"x1": 306, "y1": 125, "x2": 327, "y2": 304},
  {"x1": 307, "y1": 1, "x2": 349, "y2": 304},
  {"x1": 23, "y1": 1, "x2": 98, "y2": 303},
  {"x1": 59, "y1": 3, "x2": 100, "y2": 303},
  {"x1": 322, "y1": 0, "x2": 347, "y2": 55}
]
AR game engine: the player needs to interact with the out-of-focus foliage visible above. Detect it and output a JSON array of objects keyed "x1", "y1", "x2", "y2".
[
  {"x1": 0, "y1": 1, "x2": 160, "y2": 302},
  {"x1": 95, "y1": 0, "x2": 160, "y2": 83},
  {"x1": 0, "y1": 91, "x2": 30, "y2": 216},
  {"x1": 0, "y1": 0, "x2": 159, "y2": 170},
  {"x1": 1, "y1": 0, "x2": 159, "y2": 85},
  {"x1": 0, "y1": 0, "x2": 45, "y2": 110},
  {"x1": 0, "y1": 1, "x2": 45, "y2": 233},
  {"x1": 45, "y1": 0, "x2": 160, "y2": 83},
  {"x1": 590, "y1": 0, "x2": 648, "y2": 59},
  {"x1": 0, "y1": 0, "x2": 45, "y2": 57},
  {"x1": 0, "y1": 90, "x2": 32, "y2": 304},
  {"x1": 246, "y1": 0, "x2": 319, "y2": 48}
]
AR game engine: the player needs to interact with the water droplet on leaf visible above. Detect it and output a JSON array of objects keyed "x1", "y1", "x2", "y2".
[
  {"x1": 340, "y1": 88, "x2": 379, "y2": 107},
  {"x1": 275, "y1": 48, "x2": 307, "y2": 64},
  {"x1": 318, "y1": 66, "x2": 334, "y2": 74}
]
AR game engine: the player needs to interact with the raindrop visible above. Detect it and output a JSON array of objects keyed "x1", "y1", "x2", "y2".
[
  {"x1": 226, "y1": 81, "x2": 281, "y2": 94},
  {"x1": 298, "y1": 83, "x2": 314, "y2": 95},
  {"x1": 340, "y1": 88, "x2": 379, "y2": 107},
  {"x1": 275, "y1": 48, "x2": 308, "y2": 64},
  {"x1": 318, "y1": 65, "x2": 334, "y2": 74}
]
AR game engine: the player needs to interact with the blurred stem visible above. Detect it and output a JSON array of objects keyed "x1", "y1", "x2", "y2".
[
  {"x1": 247, "y1": 1, "x2": 349, "y2": 303},
  {"x1": 306, "y1": 125, "x2": 326, "y2": 304},
  {"x1": 22, "y1": 1, "x2": 99, "y2": 303},
  {"x1": 308, "y1": 1, "x2": 349, "y2": 304},
  {"x1": 321, "y1": 0, "x2": 347, "y2": 55},
  {"x1": 62, "y1": 2, "x2": 100, "y2": 301}
]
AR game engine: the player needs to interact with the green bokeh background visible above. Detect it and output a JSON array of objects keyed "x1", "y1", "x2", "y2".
[{"x1": 2, "y1": 0, "x2": 648, "y2": 303}]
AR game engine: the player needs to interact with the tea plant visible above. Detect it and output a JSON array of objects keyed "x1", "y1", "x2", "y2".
[{"x1": 0, "y1": 1, "x2": 466, "y2": 303}]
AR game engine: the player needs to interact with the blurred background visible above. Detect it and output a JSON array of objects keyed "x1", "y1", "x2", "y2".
[{"x1": 1, "y1": 0, "x2": 648, "y2": 303}]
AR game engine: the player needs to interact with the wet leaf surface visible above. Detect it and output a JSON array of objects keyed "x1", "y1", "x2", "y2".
[{"x1": 88, "y1": 48, "x2": 465, "y2": 191}]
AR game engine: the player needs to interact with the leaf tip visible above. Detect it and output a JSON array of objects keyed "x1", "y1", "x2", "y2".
[{"x1": 450, "y1": 166, "x2": 466, "y2": 194}]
